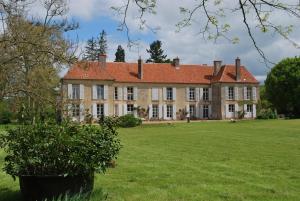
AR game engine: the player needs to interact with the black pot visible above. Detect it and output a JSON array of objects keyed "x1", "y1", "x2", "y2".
[{"x1": 19, "y1": 172, "x2": 94, "y2": 201}]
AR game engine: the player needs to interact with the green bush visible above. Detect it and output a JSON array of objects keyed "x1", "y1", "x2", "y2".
[
  {"x1": 0, "y1": 117, "x2": 121, "y2": 179},
  {"x1": 257, "y1": 108, "x2": 278, "y2": 119},
  {"x1": 118, "y1": 114, "x2": 142, "y2": 128},
  {"x1": 0, "y1": 110, "x2": 12, "y2": 124}
]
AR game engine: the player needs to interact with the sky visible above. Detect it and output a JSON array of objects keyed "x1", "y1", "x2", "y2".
[{"x1": 32, "y1": 0, "x2": 300, "y2": 83}]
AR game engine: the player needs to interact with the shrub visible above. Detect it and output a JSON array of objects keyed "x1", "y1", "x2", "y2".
[
  {"x1": 0, "y1": 117, "x2": 121, "y2": 179},
  {"x1": 118, "y1": 114, "x2": 142, "y2": 128},
  {"x1": 257, "y1": 108, "x2": 278, "y2": 119},
  {"x1": 0, "y1": 110, "x2": 12, "y2": 124}
]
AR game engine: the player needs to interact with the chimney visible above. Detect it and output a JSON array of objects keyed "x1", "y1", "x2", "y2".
[
  {"x1": 173, "y1": 57, "x2": 180, "y2": 69},
  {"x1": 138, "y1": 57, "x2": 143, "y2": 79},
  {"x1": 213, "y1": 60, "x2": 222, "y2": 76},
  {"x1": 235, "y1": 57, "x2": 241, "y2": 81},
  {"x1": 99, "y1": 54, "x2": 106, "y2": 68}
]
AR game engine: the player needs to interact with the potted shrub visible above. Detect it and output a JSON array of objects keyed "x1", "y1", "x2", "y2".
[{"x1": 0, "y1": 117, "x2": 121, "y2": 201}]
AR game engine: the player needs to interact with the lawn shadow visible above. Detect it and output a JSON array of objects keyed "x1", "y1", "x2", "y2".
[{"x1": 0, "y1": 187, "x2": 22, "y2": 201}]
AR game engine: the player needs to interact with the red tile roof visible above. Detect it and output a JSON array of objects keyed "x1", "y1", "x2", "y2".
[{"x1": 63, "y1": 61, "x2": 258, "y2": 84}]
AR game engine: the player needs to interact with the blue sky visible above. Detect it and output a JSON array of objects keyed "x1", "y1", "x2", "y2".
[{"x1": 50, "y1": 0, "x2": 300, "y2": 83}]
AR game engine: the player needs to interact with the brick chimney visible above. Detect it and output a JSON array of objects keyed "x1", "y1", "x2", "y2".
[
  {"x1": 173, "y1": 57, "x2": 180, "y2": 69},
  {"x1": 99, "y1": 54, "x2": 106, "y2": 68},
  {"x1": 235, "y1": 57, "x2": 241, "y2": 81},
  {"x1": 213, "y1": 60, "x2": 222, "y2": 76},
  {"x1": 138, "y1": 57, "x2": 143, "y2": 79}
]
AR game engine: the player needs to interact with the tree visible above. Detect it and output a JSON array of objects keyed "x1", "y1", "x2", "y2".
[
  {"x1": 146, "y1": 40, "x2": 170, "y2": 63},
  {"x1": 114, "y1": 45, "x2": 125, "y2": 62},
  {"x1": 97, "y1": 30, "x2": 108, "y2": 56},
  {"x1": 83, "y1": 37, "x2": 98, "y2": 61},
  {"x1": 265, "y1": 57, "x2": 300, "y2": 117},
  {"x1": 112, "y1": 1, "x2": 300, "y2": 63},
  {"x1": 0, "y1": 0, "x2": 77, "y2": 123}
]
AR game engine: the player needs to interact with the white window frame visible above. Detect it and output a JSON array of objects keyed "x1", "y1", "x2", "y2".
[
  {"x1": 166, "y1": 105, "x2": 173, "y2": 118},
  {"x1": 97, "y1": 104, "x2": 104, "y2": 118},
  {"x1": 114, "y1": 87, "x2": 118, "y2": 100},
  {"x1": 152, "y1": 105, "x2": 159, "y2": 118},
  {"x1": 72, "y1": 104, "x2": 80, "y2": 117},
  {"x1": 247, "y1": 104, "x2": 253, "y2": 112},
  {"x1": 229, "y1": 104, "x2": 235, "y2": 113},
  {"x1": 228, "y1": 87, "x2": 234, "y2": 100},
  {"x1": 203, "y1": 105, "x2": 209, "y2": 118},
  {"x1": 189, "y1": 88, "x2": 195, "y2": 101},
  {"x1": 167, "y1": 87, "x2": 173, "y2": 101},
  {"x1": 189, "y1": 104, "x2": 196, "y2": 118},
  {"x1": 203, "y1": 88, "x2": 209, "y2": 101},
  {"x1": 127, "y1": 87, "x2": 134, "y2": 101},
  {"x1": 72, "y1": 85, "x2": 80, "y2": 100},
  {"x1": 246, "y1": 87, "x2": 252, "y2": 100},
  {"x1": 127, "y1": 104, "x2": 134, "y2": 114},
  {"x1": 96, "y1": 85, "x2": 104, "y2": 100}
]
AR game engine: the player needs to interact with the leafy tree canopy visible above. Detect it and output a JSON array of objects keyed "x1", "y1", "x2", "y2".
[
  {"x1": 265, "y1": 57, "x2": 300, "y2": 117},
  {"x1": 146, "y1": 40, "x2": 170, "y2": 63},
  {"x1": 115, "y1": 45, "x2": 125, "y2": 62}
]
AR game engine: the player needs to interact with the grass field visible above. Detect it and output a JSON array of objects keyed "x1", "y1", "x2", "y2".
[{"x1": 0, "y1": 120, "x2": 300, "y2": 201}]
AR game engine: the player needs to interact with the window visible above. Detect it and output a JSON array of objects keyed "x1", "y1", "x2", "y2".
[
  {"x1": 167, "y1": 88, "x2": 173, "y2": 100},
  {"x1": 96, "y1": 85, "x2": 104, "y2": 99},
  {"x1": 114, "y1": 104, "x2": 119, "y2": 116},
  {"x1": 189, "y1": 105, "x2": 196, "y2": 118},
  {"x1": 72, "y1": 85, "x2": 80, "y2": 99},
  {"x1": 72, "y1": 104, "x2": 80, "y2": 117},
  {"x1": 189, "y1": 88, "x2": 195, "y2": 101},
  {"x1": 127, "y1": 104, "x2": 134, "y2": 114},
  {"x1": 97, "y1": 104, "x2": 104, "y2": 118},
  {"x1": 246, "y1": 87, "x2": 252, "y2": 100},
  {"x1": 203, "y1": 88, "x2": 209, "y2": 101},
  {"x1": 114, "y1": 87, "x2": 118, "y2": 100},
  {"x1": 203, "y1": 105, "x2": 209, "y2": 118},
  {"x1": 228, "y1": 87, "x2": 234, "y2": 100},
  {"x1": 246, "y1": 104, "x2": 253, "y2": 112},
  {"x1": 167, "y1": 105, "x2": 173, "y2": 118},
  {"x1": 127, "y1": 87, "x2": 134, "y2": 100},
  {"x1": 229, "y1": 104, "x2": 235, "y2": 112},
  {"x1": 152, "y1": 105, "x2": 159, "y2": 118}
]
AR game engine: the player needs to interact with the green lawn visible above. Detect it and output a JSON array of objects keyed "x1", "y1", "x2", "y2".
[{"x1": 1, "y1": 120, "x2": 300, "y2": 201}]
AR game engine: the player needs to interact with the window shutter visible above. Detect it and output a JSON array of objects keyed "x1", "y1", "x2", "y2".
[
  {"x1": 104, "y1": 103, "x2": 109, "y2": 116},
  {"x1": 123, "y1": 87, "x2": 127, "y2": 100},
  {"x1": 67, "y1": 104, "x2": 72, "y2": 116},
  {"x1": 173, "y1": 105, "x2": 177, "y2": 120},
  {"x1": 209, "y1": 88, "x2": 212, "y2": 101},
  {"x1": 253, "y1": 104, "x2": 257, "y2": 118},
  {"x1": 173, "y1": 87, "x2": 176, "y2": 100},
  {"x1": 134, "y1": 87, "x2": 138, "y2": 100},
  {"x1": 244, "y1": 87, "x2": 247, "y2": 100},
  {"x1": 163, "y1": 87, "x2": 167, "y2": 101},
  {"x1": 199, "y1": 105, "x2": 203, "y2": 118},
  {"x1": 92, "y1": 103, "x2": 97, "y2": 119},
  {"x1": 80, "y1": 84, "x2": 84, "y2": 100},
  {"x1": 104, "y1": 85, "x2": 108, "y2": 100},
  {"x1": 234, "y1": 87, "x2": 239, "y2": 100},
  {"x1": 208, "y1": 105, "x2": 212, "y2": 118},
  {"x1": 244, "y1": 104, "x2": 247, "y2": 112},
  {"x1": 92, "y1": 85, "x2": 97, "y2": 100},
  {"x1": 186, "y1": 87, "x2": 190, "y2": 101},
  {"x1": 163, "y1": 104, "x2": 167, "y2": 119},
  {"x1": 225, "y1": 104, "x2": 229, "y2": 118},
  {"x1": 235, "y1": 103, "x2": 239, "y2": 118},
  {"x1": 225, "y1": 86, "x2": 229, "y2": 100},
  {"x1": 200, "y1": 88, "x2": 203, "y2": 100},
  {"x1": 252, "y1": 87, "x2": 257, "y2": 100},
  {"x1": 159, "y1": 104, "x2": 163, "y2": 119},
  {"x1": 152, "y1": 88, "x2": 159, "y2": 101},
  {"x1": 134, "y1": 104, "x2": 138, "y2": 117},
  {"x1": 196, "y1": 88, "x2": 200, "y2": 101},
  {"x1": 79, "y1": 103, "x2": 84, "y2": 122},
  {"x1": 123, "y1": 104, "x2": 127, "y2": 115},
  {"x1": 149, "y1": 104, "x2": 153, "y2": 119},
  {"x1": 186, "y1": 104, "x2": 190, "y2": 115},
  {"x1": 118, "y1": 87, "x2": 123, "y2": 100},
  {"x1": 68, "y1": 84, "x2": 72, "y2": 99}
]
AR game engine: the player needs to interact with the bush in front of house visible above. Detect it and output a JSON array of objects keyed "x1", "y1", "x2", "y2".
[
  {"x1": 257, "y1": 108, "x2": 278, "y2": 119},
  {"x1": 118, "y1": 114, "x2": 142, "y2": 128},
  {"x1": 0, "y1": 110, "x2": 12, "y2": 124}
]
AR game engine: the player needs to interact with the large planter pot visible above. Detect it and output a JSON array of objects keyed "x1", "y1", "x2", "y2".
[{"x1": 19, "y1": 172, "x2": 94, "y2": 201}]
